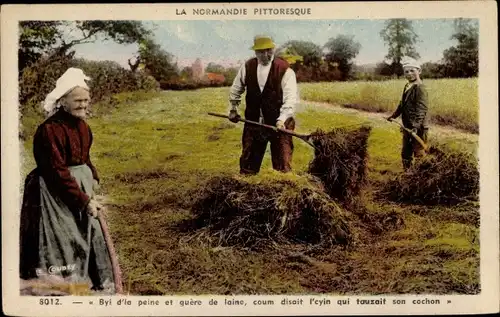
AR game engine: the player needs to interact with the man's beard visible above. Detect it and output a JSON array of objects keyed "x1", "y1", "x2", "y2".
[{"x1": 259, "y1": 55, "x2": 273, "y2": 65}]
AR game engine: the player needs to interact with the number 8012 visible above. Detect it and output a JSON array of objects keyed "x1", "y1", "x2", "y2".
[{"x1": 39, "y1": 298, "x2": 60, "y2": 305}]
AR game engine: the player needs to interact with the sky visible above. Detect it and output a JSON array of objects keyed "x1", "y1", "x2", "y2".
[{"x1": 70, "y1": 19, "x2": 463, "y2": 69}]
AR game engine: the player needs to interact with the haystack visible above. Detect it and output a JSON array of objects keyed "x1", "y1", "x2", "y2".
[
  {"x1": 383, "y1": 145, "x2": 479, "y2": 205},
  {"x1": 308, "y1": 126, "x2": 372, "y2": 205},
  {"x1": 189, "y1": 173, "x2": 353, "y2": 249}
]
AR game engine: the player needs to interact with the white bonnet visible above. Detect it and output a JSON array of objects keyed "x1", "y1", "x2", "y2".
[
  {"x1": 43, "y1": 68, "x2": 91, "y2": 114},
  {"x1": 402, "y1": 58, "x2": 421, "y2": 70}
]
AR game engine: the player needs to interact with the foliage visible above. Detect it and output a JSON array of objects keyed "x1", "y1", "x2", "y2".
[
  {"x1": 277, "y1": 46, "x2": 304, "y2": 65},
  {"x1": 379, "y1": 19, "x2": 420, "y2": 77},
  {"x1": 440, "y1": 19, "x2": 479, "y2": 78},
  {"x1": 222, "y1": 67, "x2": 239, "y2": 86},
  {"x1": 279, "y1": 40, "x2": 322, "y2": 67},
  {"x1": 421, "y1": 62, "x2": 445, "y2": 79},
  {"x1": 18, "y1": 20, "x2": 151, "y2": 75},
  {"x1": 18, "y1": 21, "x2": 62, "y2": 73},
  {"x1": 323, "y1": 35, "x2": 361, "y2": 80},
  {"x1": 205, "y1": 62, "x2": 225, "y2": 74},
  {"x1": 18, "y1": 54, "x2": 159, "y2": 116},
  {"x1": 19, "y1": 53, "x2": 75, "y2": 114},
  {"x1": 138, "y1": 37, "x2": 179, "y2": 83}
]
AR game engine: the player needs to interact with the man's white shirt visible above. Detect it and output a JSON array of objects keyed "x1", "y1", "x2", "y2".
[{"x1": 229, "y1": 57, "x2": 298, "y2": 123}]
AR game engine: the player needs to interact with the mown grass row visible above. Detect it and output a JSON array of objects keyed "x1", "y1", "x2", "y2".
[{"x1": 299, "y1": 78, "x2": 479, "y2": 133}]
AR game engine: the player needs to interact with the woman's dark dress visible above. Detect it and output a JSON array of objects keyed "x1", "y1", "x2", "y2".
[{"x1": 20, "y1": 109, "x2": 113, "y2": 290}]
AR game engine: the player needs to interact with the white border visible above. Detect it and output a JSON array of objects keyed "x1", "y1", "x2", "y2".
[{"x1": 2, "y1": 2, "x2": 499, "y2": 316}]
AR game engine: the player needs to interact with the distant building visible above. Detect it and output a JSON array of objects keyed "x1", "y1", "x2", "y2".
[
  {"x1": 192, "y1": 58, "x2": 204, "y2": 80},
  {"x1": 204, "y1": 72, "x2": 225, "y2": 84}
]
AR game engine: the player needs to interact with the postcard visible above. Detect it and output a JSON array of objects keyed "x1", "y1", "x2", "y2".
[{"x1": 1, "y1": 1, "x2": 499, "y2": 316}]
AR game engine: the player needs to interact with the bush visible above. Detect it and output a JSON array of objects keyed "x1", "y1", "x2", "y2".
[
  {"x1": 19, "y1": 54, "x2": 159, "y2": 115},
  {"x1": 159, "y1": 79, "x2": 226, "y2": 91}
]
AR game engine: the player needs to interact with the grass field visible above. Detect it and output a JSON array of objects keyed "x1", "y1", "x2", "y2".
[
  {"x1": 300, "y1": 78, "x2": 479, "y2": 133},
  {"x1": 21, "y1": 87, "x2": 479, "y2": 295}
]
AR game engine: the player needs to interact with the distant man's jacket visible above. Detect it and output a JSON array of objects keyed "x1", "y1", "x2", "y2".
[{"x1": 392, "y1": 82, "x2": 429, "y2": 129}]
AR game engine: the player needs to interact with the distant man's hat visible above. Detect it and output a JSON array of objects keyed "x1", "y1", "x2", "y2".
[
  {"x1": 251, "y1": 35, "x2": 276, "y2": 51},
  {"x1": 402, "y1": 58, "x2": 421, "y2": 70}
]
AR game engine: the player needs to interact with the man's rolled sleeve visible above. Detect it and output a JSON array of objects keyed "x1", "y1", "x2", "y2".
[
  {"x1": 228, "y1": 65, "x2": 246, "y2": 112},
  {"x1": 277, "y1": 68, "x2": 297, "y2": 123}
]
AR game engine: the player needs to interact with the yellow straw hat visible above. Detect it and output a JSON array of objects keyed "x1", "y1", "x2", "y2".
[{"x1": 251, "y1": 35, "x2": 276, "y2": 50}]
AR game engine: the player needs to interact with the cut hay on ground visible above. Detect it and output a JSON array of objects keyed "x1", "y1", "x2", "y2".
[
  {"x1": 189, "y1": 174, "x2": 353, "y2": 250},
  {"x1": 308, "y1": 125, "x2": 372, "y2": 205},
  {"x1": 383, "y1": 146, "x2": 479, "y2": 205},
  {"x1": 20, "y1": 275, "x2": 115, "y2": 296}
]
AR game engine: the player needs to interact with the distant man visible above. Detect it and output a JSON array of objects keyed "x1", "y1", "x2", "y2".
[
  {"x1": 228, "y1": 35, "x2": 298, "y2": 175},
  {"x1": 387, "y1": 59, "x2": 429, "y2": 170}
]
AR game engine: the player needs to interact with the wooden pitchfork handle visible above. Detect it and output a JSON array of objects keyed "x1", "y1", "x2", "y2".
[
  {"x1": 207, "y1": 112, "x2": 315, "y2": 148},
  {"x1": 388, "y1": 119, "x2": 429, "y2": 152},
  {"x1": 97, "y1": 211, "x2": 124, "y2": 294}
]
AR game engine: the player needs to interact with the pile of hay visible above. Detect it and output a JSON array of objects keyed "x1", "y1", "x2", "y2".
[
  {"x1": 383, "y1": 146, "x2": 479, "y2": 205},
  {"x1": 308, "y1": 126, "x2": 372, "y2": 205},
  {"x1": 189, "y1": 173, "x2": 353, "y2": 249}
]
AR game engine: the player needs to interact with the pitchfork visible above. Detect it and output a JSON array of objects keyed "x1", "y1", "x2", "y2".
[
  {"x1": 207, "y1": 112, "x2": 317, "y2": 148},
  {"x1": 388, "y1": 118, "x2": 430, "y2": 152}
]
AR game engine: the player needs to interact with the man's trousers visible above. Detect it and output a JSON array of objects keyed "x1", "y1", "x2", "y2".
[
  {"x1": 402, "y1": 127, "x2": 428, "y2": 170},
  {"x1": 239, "y1": 117, "x2": 295, "y2": 175}
]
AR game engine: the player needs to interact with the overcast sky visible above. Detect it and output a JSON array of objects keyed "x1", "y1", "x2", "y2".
[{"x1": 70, "y1": 19, "x2": 466, "y2": 69}]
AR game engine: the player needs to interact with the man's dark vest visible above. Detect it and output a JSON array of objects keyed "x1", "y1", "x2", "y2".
[{"x1": 244, "y1": 57, "x2": 289, "y2": 125}]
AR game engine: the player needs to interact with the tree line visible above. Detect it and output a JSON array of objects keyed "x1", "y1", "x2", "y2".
[{"x1": 18, "y1": 18, "x2": 479, "y2": 112}]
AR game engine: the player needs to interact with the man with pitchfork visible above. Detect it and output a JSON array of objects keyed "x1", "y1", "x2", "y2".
[
  {"x1": 387, "y1": 59, "x2": 430, "y2": 170},
  {"x1": 227, "y1": 35, "x2": 299, "y2": 175}
]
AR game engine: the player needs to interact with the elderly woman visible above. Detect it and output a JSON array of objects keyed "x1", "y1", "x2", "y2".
[{"x1": 20, "y1": 68, "x2": 115, "y2": 293}]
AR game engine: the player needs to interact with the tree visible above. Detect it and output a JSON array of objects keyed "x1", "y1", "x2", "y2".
[
  {"x1": 276, "y1": 46, "x2": 303, "y2": 67},
  {"x1": 54, "y1": 21, "x2": 152, "y2": 56},
  {"x1": 222, "y1": 67, "x2": 239, "y2": 86},
  {"x1": 18, "y1": 21, "x2": 62, "y2": 74},
  {"x1": 205, "y1": 62, "x2": 225, "y2": 74},
  {"x1": 441, "y1": 18, "x2": 478, "y2": 77},
  {"x1": 421, "y1": 62, "x2": 444, "y2": 79},
  {"x1": 323, "y1": 35, "x2": 361, "y2": 80},
  {"x1": 138, "y1": 37, "x2": 179, "y2": 82},
  {"x1": 18, "y1": 20, "x2": 151, "y2": 74},
  {"x1": 180, "y1": 66, "x2": 193, "y2": 80},
  {"x1": 279, "y1": 40, "x2": 322, "y2": 67},
  {"x1": 128, "y1": 56, "x2": 140, "y2": 73},
  {"x1": 380, "y1": 19, "x2": 420, "y2": 77}
]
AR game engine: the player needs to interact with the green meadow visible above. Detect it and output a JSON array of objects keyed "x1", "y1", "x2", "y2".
[
  {"x1": 300, "y1": 78, "x2": 479, "y2": 133},
  {"x1": 21, "y1": 85, "x2": 479, "y2": 295}
]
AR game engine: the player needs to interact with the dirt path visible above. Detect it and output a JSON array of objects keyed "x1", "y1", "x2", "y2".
[{"x1": 301, "y1": 99, "x2": 478, "y2": 145}]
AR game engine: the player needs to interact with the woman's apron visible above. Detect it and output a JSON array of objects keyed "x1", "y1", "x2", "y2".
[{"x1": 36, "y1": 164, "x2": 115, "y2": 292}]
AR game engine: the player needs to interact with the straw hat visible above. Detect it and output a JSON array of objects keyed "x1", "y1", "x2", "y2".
[{"x1": 251, "y1": 35, "x2": 276, "y2": 50}]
